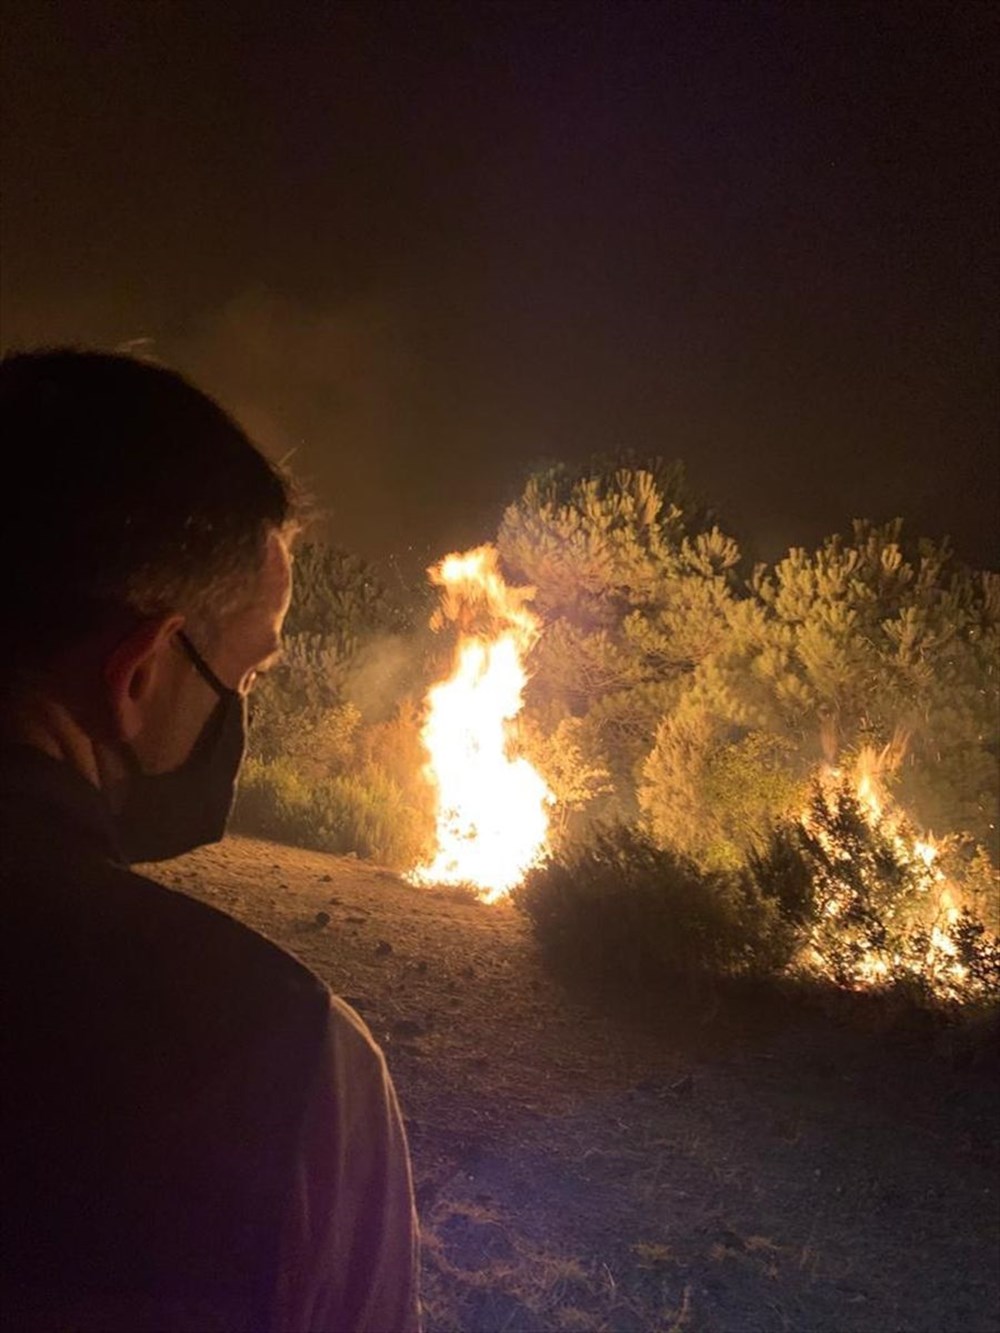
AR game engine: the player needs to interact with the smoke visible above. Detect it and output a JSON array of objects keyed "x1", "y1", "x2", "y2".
[
  {"x1": 159, "y1": 287, "x2": 434, "y2": 561},
  {"x1": 341, "y1": 632, "x2": 429, "y2": 724}
]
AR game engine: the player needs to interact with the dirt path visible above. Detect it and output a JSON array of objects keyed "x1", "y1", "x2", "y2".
[{"x1": 153, "y1": 836, "x2": 1000, "y2": 1333}]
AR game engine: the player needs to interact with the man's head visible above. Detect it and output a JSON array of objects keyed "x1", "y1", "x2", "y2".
[{"x1": 0, "y1": 348, "x2": 301, "y2": 851}]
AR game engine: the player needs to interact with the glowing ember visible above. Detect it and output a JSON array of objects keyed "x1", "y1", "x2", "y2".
[{"x1": 407, "y1": 545, "x2": 552, "y2": 901}]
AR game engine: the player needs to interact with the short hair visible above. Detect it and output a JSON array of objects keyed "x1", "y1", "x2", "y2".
[{"x1": 1, "y1": 348, "x2": 301, "y2": 683}]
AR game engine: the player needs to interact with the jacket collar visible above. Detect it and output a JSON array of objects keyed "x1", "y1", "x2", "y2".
[{"x1": 0, "y1": 743, "x2": 124, "y2": 862}]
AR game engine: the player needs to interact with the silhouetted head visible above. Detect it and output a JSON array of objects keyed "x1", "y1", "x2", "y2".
[{"x1": 1, "y1": 347, "x2": 301, "y2": 686}]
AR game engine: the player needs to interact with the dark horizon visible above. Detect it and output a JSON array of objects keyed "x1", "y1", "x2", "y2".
[{"x1": 2, "y1": 0, "x2": 997, "y2": 572}]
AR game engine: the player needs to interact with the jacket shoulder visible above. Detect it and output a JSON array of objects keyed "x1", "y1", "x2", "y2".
[{"x1": 3, "y1": 844, "x2": 331, "y2": 1055}]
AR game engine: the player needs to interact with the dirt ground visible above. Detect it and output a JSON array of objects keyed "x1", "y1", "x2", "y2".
[{"x1": 152, "y1": 835, "x2": 1000, "y2": 1333}]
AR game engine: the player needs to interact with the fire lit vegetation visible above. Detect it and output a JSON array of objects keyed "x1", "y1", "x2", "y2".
[{"x1": 233, "y1": 458, "x2": 999, "y2": 1009}]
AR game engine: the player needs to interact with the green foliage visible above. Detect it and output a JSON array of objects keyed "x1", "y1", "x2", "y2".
[
  {"x1": 499, "y1": 457, "x2": 716, "y2": 622},
  {"x1": 250, "y1": 687, "x2": 362, "y2": 774},
  {"x1": 514, "y1": 826, "x2": 796, "y2": 990},
  {"x1": 247, "y1": 636, "x2": 344, "y2": 764},
  {"x1": 233, "y1": 756, "x2": 431, "y2": 868},
  {"x1": 703, "y1": 731, "x2": 807, "y2": 850},
  {"x1": 952, "y1": 844, "x2": 1000, "y2": 935},
  {"x1": 360, "y1": 699, "x2": 438, "y2": 831},
  {"x1": 235, "y1": 462, "x2": 1000, "y2": 1002},
  {"x1": 310, "y1": 767, "x2": 431, "y2": 867},
  {"x1": 284, "y1": 542, "x2": 412, "y2": 646},
  {"x1": 234, "y1": 537, "x2": 439, "y2": 868},
  {"x1": 642, "y1": 717, "x2": 810, "y2": 868},
  {"x1": 232, "y1": 757, "x2": 314, "y2": 845}
]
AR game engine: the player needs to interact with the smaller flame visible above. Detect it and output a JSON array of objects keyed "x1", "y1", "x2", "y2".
[
  {"x1": 856, "y1": 768, "x2": 883, "y2": 822},
  {"x1": 804, "y1": 748, "x2": 975, "y2": 998}
]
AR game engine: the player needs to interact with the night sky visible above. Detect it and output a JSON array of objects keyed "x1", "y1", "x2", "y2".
[{"x1": 2, "y1": 1, "x2": 997, "y2": 572}]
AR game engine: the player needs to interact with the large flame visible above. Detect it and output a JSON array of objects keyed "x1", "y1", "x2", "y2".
[{"x1": 408, "y1": 546, "x2": 552, "y2": 901}]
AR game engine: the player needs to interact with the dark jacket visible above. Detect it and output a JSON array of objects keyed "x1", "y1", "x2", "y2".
[{"x1": 0, "y1": 745, "x2": 419, "y2": 1332}]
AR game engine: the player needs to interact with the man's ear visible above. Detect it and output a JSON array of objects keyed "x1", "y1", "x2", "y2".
[{"x1": 102, "y1": 614, "x2": 186, "y2": 743}]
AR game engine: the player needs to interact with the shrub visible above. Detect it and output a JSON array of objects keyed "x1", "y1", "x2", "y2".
[
  {"x1": 233, "y1": 757, "x2": 432, "y2": 869},
  {"x1": 514, "y1": 825, "x2": 795, "y2": 991},
  {"x1": 311, "y1": 766, "x2": 432, "y2": 868},
  {"x1": 232, "y1": 757, "x2": 314, "y2": 844}
]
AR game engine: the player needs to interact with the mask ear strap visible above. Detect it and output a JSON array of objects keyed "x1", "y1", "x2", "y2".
[{"x1": 176, "y1": 630, "x2": 238, "y2": 699}]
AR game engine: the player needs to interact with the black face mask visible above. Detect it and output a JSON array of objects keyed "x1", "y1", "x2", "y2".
[{"x1": 115, "y1": 630, "x2": 247, "y2": 864}]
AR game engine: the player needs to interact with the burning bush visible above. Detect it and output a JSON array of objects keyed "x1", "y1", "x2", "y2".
[
  {"x1": 513, "y1": 754, "x2": 1000, "y2": 1009},
  {"x1": 515, "y1": 806, "x2": 1000, "y2": 1009},
  {"x1": 748, "y1": 776, "x2": 1000, "y2": 1004}
]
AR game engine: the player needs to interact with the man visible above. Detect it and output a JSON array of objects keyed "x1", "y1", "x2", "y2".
[{"x1": 0, "y1": 349, "x2": 420, "y2": 1331}]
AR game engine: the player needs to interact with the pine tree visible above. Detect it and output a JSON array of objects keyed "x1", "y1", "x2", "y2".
[{"x1": 498, "y1": 458, "x2": 741, "y2": 822}]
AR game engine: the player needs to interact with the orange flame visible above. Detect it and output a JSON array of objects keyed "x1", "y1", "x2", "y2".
[
  {"x1": 808, "y1": 747, "x2": 969, "y2": 994},
  {"x1": 407, "y1": 546, "x2": 552, "y2": 901}
]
